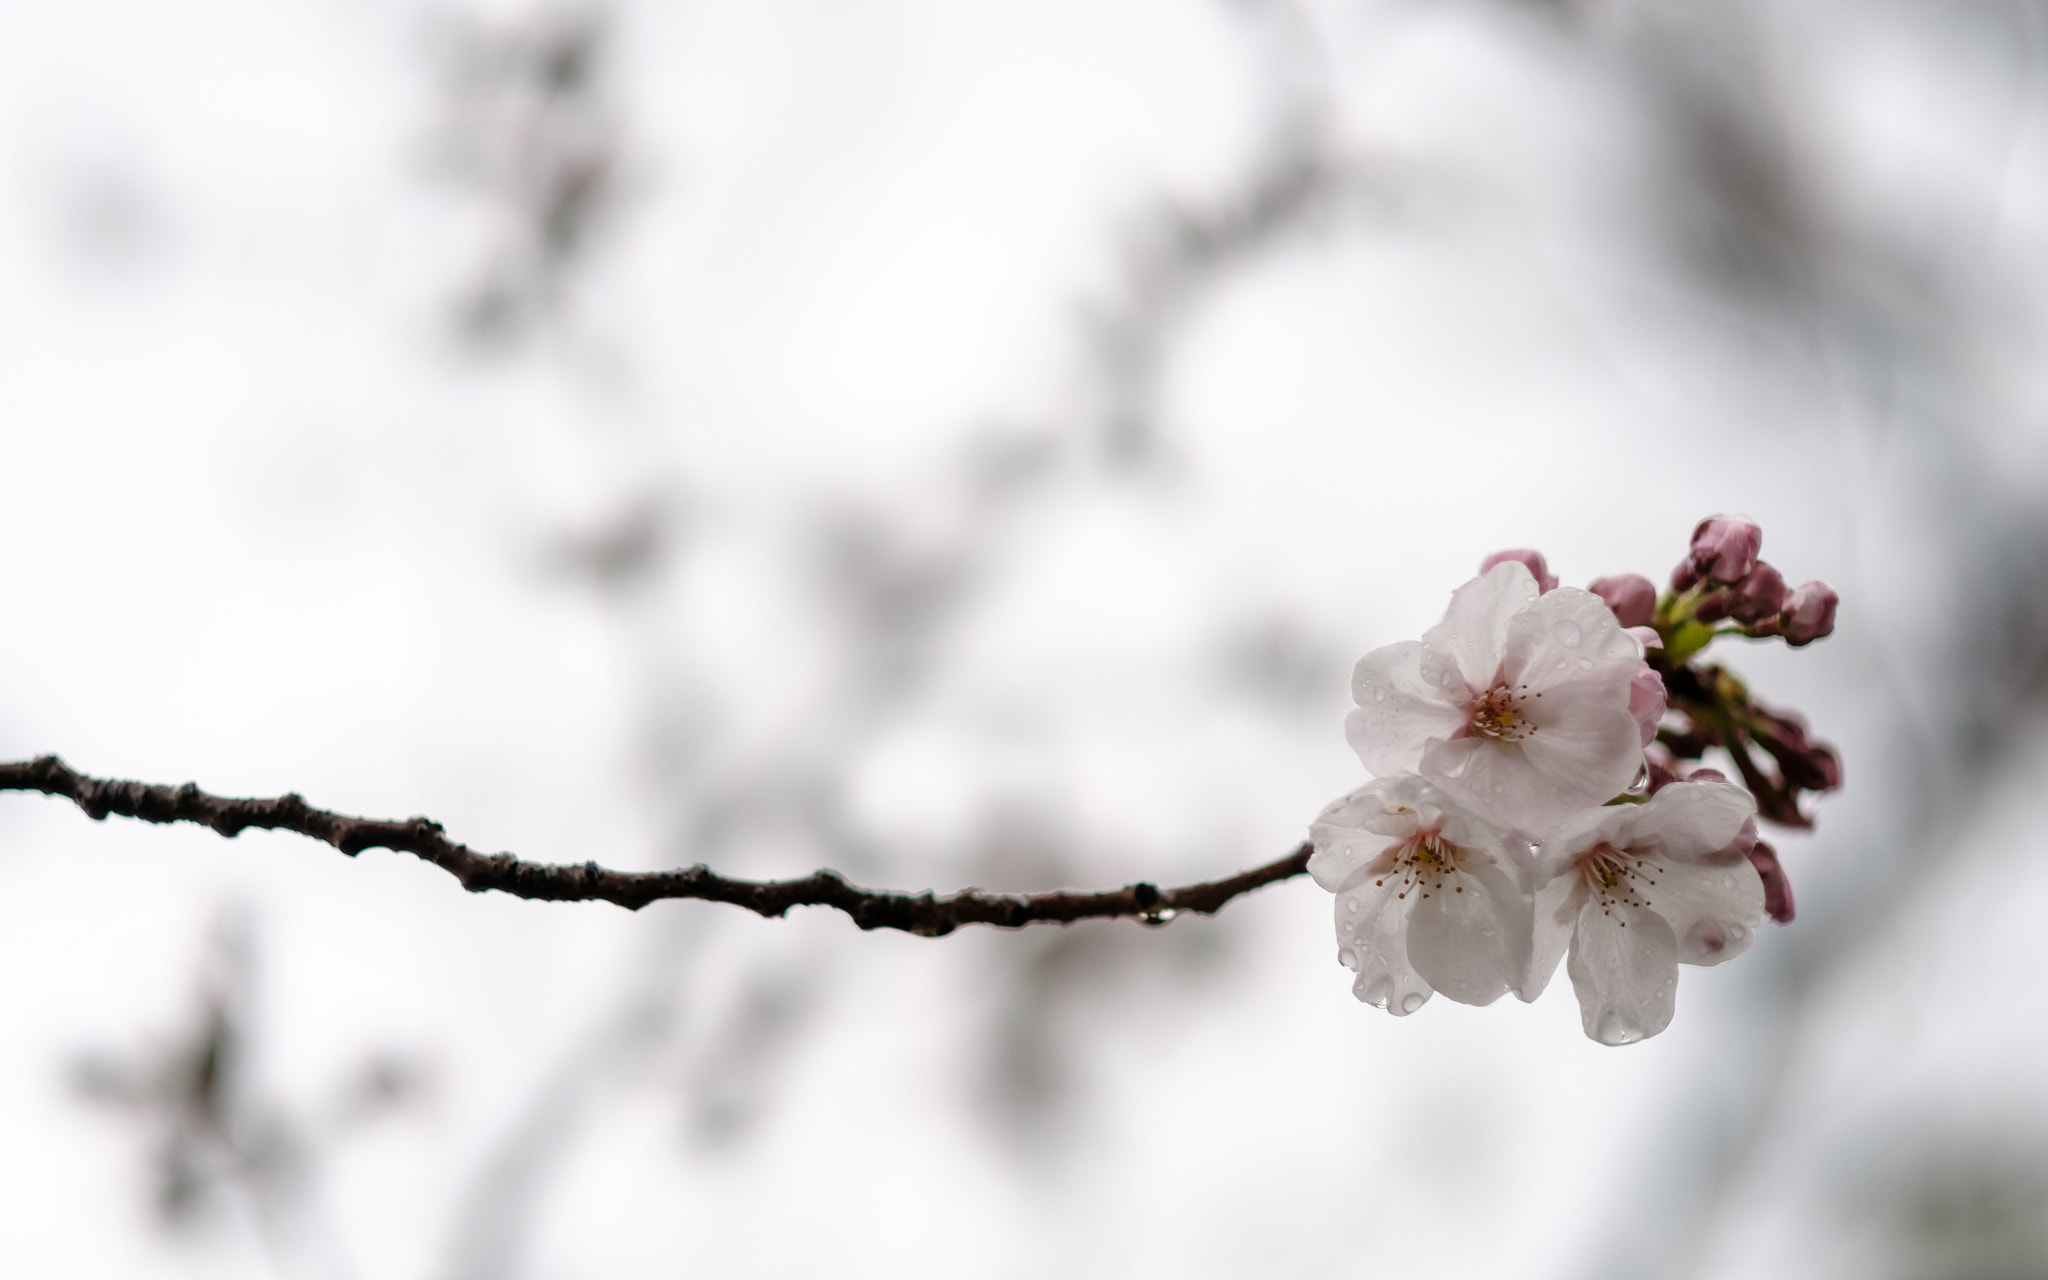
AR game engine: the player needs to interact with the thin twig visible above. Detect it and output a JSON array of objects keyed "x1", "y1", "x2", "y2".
[{"x1": 0, "y1": 756, "x2": 1310, "y2": 936}]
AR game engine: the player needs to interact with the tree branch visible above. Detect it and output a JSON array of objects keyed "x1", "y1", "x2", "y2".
[{"x1": 0, "y1": 756, "x2": 1310, "y2": 936}]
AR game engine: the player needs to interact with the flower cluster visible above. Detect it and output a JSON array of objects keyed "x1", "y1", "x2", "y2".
[{"x1": 1311, "y1": 518, "x2": 1839, "y2": 1044}]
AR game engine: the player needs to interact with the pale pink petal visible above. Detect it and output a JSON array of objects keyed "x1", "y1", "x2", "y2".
[
  {"x1": 1336, "y1": 878, "x2": 1433, "y2": 1015},
  {"x1": 1566, "y1": 898, "x2": 1680, "y2": 1045},
  {"x1": 1418, "y1": 735, "x2": 1569, "y2": 833},
  {"x1": 1347, "y1": 641, "x2": 1468, "y2": 777},
  {"x1": 1425, "y1": 561, "x2": 1540, "y2": 689},
  {"x1": 1532, "y1": 804, "x2": 1634, "y2": 878},
  {"x1": 1518, "y1": 873, "x2": 1582, "y2": 1002},
  {"x1": 1628, "y1": 664, "x2": 1667, "y2": 747},
  {"x1": 1500, "y1": 586, "x2": 1643, "y2": 698},
  {"x1": 1493, "y1": 592, "x2": 1646, "y2": 814},
  {"x1": 1647, "y1": 858, "x2": 1766, "y2": 966},
  {"x1": 1307, "y1": 782, "x2": 1420, "y2": 891},
  {"x1": 1405, "y1": 857, "x2": 1530, "y2": 1006},
  {"x1": 1629, "y1": 782, "x2": 1756, "y2": 863},
  {"x1": 1436, "y1": 802, "x2": 1530, "y2": 867}
]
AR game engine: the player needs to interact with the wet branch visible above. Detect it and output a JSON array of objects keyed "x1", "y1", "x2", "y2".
[{"x1": 0, "y1": 756, "x2": 1309, "y2": 936}]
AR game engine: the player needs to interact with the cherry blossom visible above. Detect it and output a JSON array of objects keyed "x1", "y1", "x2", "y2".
[
  {"x1": 1347, "y1": 561, "x2": 1648, "y2": 832},
  {"x1": 1309, "y1": 774, "x2": 1533, "y2": 1014},
  {"x1": 1521, "y1": 781, "x2": 1765, "y2": 1045}
]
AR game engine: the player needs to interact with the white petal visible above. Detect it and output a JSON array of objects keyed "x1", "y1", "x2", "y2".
[
  {"x1": 1518, "y1": 872, "x2": 1582, "y2": 1002},
  {"x1": 1423, "y1": 561, "x2": 1539, "y2": 688},
  {"x1": 1336, "y1": 878, "x2": 1433, "y2": 1015},
  {"x1": 1647, "y1": 858, "x2": 1766, "y2": 966},
  {"x1": 1629, "y1": 782, "x2": 1757, "y2": 864},
  {"x1": 1533, "y1": 804, "x2": 1636, "y2": 881},
  {"x1": 1308, "y1": 797, "x2": 1403, "y2": 894},
  {"x1": 1405, "y1": 857, "x2": 1530, "y2": 1006},
  {"x1": 1498, "y1": 589, "x2": 1645, "y2": 810},
  {"x1": 1347, "y1": 641, "x2": 1467, "y2": 777},
  {"x1": 1420, "y1": 735, "x2": 1588, "y2": 834},
  {"x1": 1566, "y1": 898, "x2": 1680, "y2": 1045},
  {"x1": 1501, "y1": 587, "x2": 1644, "y2": 697}
]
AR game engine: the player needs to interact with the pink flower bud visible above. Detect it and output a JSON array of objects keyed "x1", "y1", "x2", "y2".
[
  {"x1": 1693, "y1": 589, "x2": 1735, "y2": 623},
  {"x1": 1779, "y1": 580, "x2": 1838, "y2": 646},
  {"x1": 1479, "y1": 548, "x2": 1558, "y2": 593},
  {"x1": 1747, "y1": 841, "x2": 1796, "y2": 924},
  {"x1": 1688, "y1": 515, "x2": 1762, "y2": 585},
  {"x1": 1628, "y1": 664, "x2": 1667, "y2": 748},
  {"x1": 1589, "y1": 573, "x2": 1657, "y2": 628},
  {"x1": 1728, "y1": 561, "x2": 1788, "y2": 625}
]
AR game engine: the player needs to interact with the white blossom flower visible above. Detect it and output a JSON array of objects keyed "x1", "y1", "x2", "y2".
[
  {"x1": 1309, "y1": 774, "x2": 1534, "y2": 1015},
  {"x1": 1347, "y1": 561, "x2": 1648, "y2": 832},
  {"x1": 1521, "y1": 782, "x2": 1765, "y2": 1045}
]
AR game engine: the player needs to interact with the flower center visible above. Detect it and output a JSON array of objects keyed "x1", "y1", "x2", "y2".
[
  {"x1": 1370, "y1": 829, "x2": 1471, "y2": 901},
  {"x1": 1468, "y1": 682, "x2": 1539, "y2": 742},
  {"x1": 1580, "y1": 841, "x2": 1658, "y2": 921}
]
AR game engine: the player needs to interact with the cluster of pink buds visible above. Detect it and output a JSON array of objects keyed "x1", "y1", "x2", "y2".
[
  {"x1": 1309, "y1": 517, "x2": 1839, "y2": 1044},
  {"x1": 1666, "y1": 515, "x2": 1839, "y2": 646}
]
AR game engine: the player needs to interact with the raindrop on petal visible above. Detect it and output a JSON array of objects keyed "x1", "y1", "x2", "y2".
[
  {"x1": 1596, "y1": 1011, "x2": 1643, "y2": 1045},
  {"x1": 1400, "y1": 991, "x2": 1426, "y2": 1014},
  {"x1": 1556, "y1": 621, "x2": 1583, "y2": 647}
]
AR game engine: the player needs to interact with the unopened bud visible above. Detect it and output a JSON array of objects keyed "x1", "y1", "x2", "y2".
[
  {"x1": 1728, "y1": 562, "x2": 1788, "y2": 626},
  {"x1": 1687, "y1": 515, "x2": 1762, "y2": 585},
  {"x1": 1746, "y1": 841, "x2": 1796, "y2": 924},
  {"x1": 1480, "y1": 548, "x2": 1557, "y2": 593},
  {"x1": 1590, "y1": 573, "x2": 1657, "y2": 628},
  {"x1": 1779, "y1": 580, "x2": 1838, "y2": 646},
  {"x1": 1693, "y1": 589, "x2": 1735, "y2": 623}
]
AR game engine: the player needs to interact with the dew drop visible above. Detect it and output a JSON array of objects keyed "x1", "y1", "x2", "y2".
[
  {"x1": 1373, "y1": 690, "x2": 1386, "y2": 703},
  {"x1": 1720, "y1": 874, "x2": 1737, "y2": 889},
  {"x1": 1578, "y1": 657, "x2": 1593, "y2": 672},
  {"x1": 1338, "y1": 946, "x2": 1358, "y2": 968},
  {"x1": 1595, "y1": 1010, "x2": 1642, "y2": 1045},
  {"x1": 1729, "y1": 924, "x2": 1748, "y2": 940},
  {"x1": 1556, "y1": 620, "x2": 1583, "y2": 647},
  {"x1": 1345, "y1": 898, "x2": 1361, "y2": 913},
  {"x1": 1400, "y1": 991, "x2": 1426, "y2": 1014}
]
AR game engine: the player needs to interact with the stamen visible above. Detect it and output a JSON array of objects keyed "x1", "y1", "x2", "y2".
[
  {"x1": 1468, "y1": 682, "x2": 1538, "y2": 742},
  {"x1": 1381, "y1": 829, "x2": 1470, "y2": 903},
  {"x1": 1579, "y1": 841, "x2": 1655, "y2": 918}
]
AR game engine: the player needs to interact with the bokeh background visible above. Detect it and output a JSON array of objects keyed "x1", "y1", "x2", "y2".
[{"x1": 5, "y1": 0, "x2": 2048, "y2": 1276}]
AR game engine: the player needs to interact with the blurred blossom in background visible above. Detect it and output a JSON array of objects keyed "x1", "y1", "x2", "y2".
[{"x1": 3, "y1": 0, "x2": 2048, "y2": 1276}]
